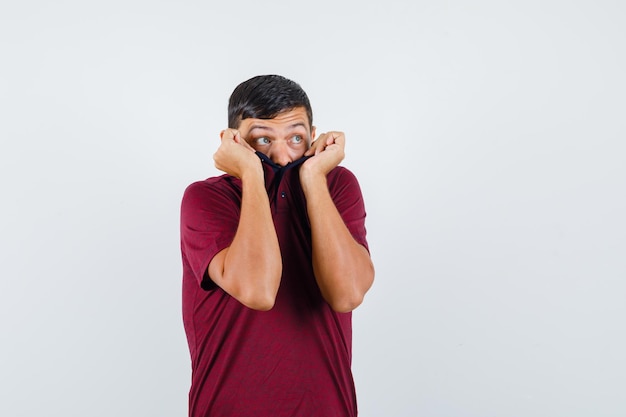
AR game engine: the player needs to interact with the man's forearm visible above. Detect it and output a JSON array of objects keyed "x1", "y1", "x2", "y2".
[
  {"x1": 302, "y1": 174, "x2": 374, "y2": 312},
  {"x1": 215, "y1": 171, "x2": 282, "y2": 310}
]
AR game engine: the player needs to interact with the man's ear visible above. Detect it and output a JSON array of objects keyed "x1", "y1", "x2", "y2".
[
  {"x1": 310, "y1": 126, "x2": 316, "y2": 145},
  {"x1": 220, "y1": 130, "x2": 225, "y2": 139}
]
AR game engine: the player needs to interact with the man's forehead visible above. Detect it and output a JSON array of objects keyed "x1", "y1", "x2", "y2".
[{"x1": 242, "y1": 108, "x2": 311, "y2": 130}]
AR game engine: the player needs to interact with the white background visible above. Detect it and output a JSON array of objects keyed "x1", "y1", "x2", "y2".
[{"x1": 1, "y1": 1, "x2": 625, "y2": 416}]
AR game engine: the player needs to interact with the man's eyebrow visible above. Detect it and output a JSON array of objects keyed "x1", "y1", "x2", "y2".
[
  {"x1": 248, "y1": 123, "x2": 308, "y2": 132},
  {"x1": 248, "y1": 125, "x2": 273, "y2": 132}
]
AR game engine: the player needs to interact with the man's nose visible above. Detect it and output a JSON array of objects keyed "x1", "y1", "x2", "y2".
[{"x1": 271, "y1": 141, "x2": 292, "y2": 167}]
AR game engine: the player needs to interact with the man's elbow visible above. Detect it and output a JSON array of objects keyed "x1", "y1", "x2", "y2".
[
  {"x1": 327, "y1": 293, "x2": 365, "y2": 313},
  {"x1": 237, "y1": 287, "x2": 278, "y2": 311},
  {"x1": 241, "y1": 295, "x2": 276, "y2": 311},
  {"x1": 327, "y1": 268, "x2": 374, "y2": 312},
  {"x1": 326, "y1": 281, "x2": 372, "y2": 312},
  {"x1": 236, "y1": 277, "x2": 281, "y2": 311}
]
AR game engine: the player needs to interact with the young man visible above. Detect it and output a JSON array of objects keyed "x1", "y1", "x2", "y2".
[{"x1": 180, "y1": 75, "x2": 374, "y2": 416}]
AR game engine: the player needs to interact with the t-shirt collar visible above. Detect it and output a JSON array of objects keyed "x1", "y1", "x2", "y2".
[{"x1": 255, "y1": 151, "x2": 312, "y2": 173}]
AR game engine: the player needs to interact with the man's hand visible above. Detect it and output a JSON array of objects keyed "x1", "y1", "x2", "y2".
[
  {"x1": 301, "y1": 131, "x2": 346, "y2": 184},
  {"x1": 213, "y1": 129, "x2": 261, "y2": 179}
]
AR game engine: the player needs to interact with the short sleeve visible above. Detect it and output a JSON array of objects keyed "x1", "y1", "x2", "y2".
[
  {"x1": 327, "y1": 167, "x2": 369, "y2": 252},
  {"x1": 180, "y1": 178, "x2": 241, "y2": 290}
]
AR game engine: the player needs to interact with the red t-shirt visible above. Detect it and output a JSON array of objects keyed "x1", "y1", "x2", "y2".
[{"x1": 180, "y1": 155, "x2": 369, "y2": 417}]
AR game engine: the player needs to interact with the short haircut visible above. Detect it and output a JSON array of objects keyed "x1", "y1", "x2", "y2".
[{"x1": 228, "y1": 75, "x2": 313, "y2": 129}]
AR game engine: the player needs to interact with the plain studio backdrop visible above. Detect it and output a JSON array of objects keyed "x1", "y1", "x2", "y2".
[{"x1": 1, "y1": 1, "x2": 624, "y2": 416}]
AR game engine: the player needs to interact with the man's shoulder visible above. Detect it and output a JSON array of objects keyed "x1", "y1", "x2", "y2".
[
  {"x1": 185, "y1": 174, "x2": 240, "y2": 192},
  {"x1": 182, "y1": 174, "x2": 242, "y2": 204},
  {"x1": 327, "y1": 165, "x2": 359, "y2": 185},
  {"x1": 328, "y1": 165, "x2": 352, "y2": 177}
]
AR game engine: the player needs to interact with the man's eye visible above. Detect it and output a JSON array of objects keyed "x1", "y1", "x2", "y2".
[
  {"x1": 291, "y1": 135, "x2": 303, "y2": 144},
  {"x1": 256, "y1": 137, "x2": 270, "y2": 145}
]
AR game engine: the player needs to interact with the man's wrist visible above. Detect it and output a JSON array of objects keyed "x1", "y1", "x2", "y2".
[
  {"x1": 300, "y1": 170, "x2": 327, "y2": 195},
  {"x1": 238, "y1": 156, "x2": 263, "y2": 180}
]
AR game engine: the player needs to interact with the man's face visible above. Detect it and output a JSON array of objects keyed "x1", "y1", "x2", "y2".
[{"x1": 237, "y1": 107, "x2": 315, "y2": 167}]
